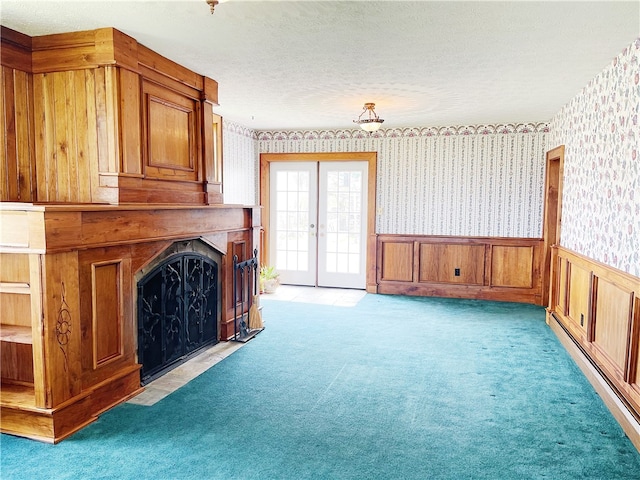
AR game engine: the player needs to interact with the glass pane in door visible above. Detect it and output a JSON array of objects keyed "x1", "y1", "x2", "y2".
[
  {"x1": 269, "y1": 162, "x2": 317, "y2": 285},
  {"x1": 318, "y1": 162, "x2": 367, "y2": 288}
]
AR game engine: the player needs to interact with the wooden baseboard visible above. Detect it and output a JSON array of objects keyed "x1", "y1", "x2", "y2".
[
  {"x1": 377, "y1": 282, "x2": 542, "y2": 305},
  {"x1": 548, "y1": 311, "x2": 640, "y2": 452},
  {"x1": 1, "y1": 365, "x2": 142, "y2": 443}
]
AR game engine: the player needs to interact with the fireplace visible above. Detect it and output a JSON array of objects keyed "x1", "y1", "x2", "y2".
[
  {"x1": 136, "y1": 240, "x2": 223, "y2": 383},
  {"x1": 0, "y1": 25, "x2": 261, "y2": 442}
]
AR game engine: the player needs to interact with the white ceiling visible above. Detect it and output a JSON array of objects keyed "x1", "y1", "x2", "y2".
[{"x1": 1, "y1": 1, "x2": 639, "y2": 131}]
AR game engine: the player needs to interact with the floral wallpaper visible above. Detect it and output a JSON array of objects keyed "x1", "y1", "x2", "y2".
[
  {"x1": 550, "y1": 37, "x2": 640, "y2": 277},
  {"x1": 258, "y1": 124, "x2": 549, "y2": 237}
]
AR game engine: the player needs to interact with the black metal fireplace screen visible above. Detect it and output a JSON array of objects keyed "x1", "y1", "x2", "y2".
[{"x1": 137, "y1": 252, "x2": 218, "y2": 383}]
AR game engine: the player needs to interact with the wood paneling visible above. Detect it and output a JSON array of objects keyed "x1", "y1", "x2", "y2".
[
  {"x1": 0, "y1": 293, "x2": 31, "y2": 327},
  {"x1": 118, "y1": 68, "x2": 141, "y2": 175},
  {"x1": 33, "y1": 69, "x2": 103, "y2": 203},
  {"x1": 548, "y1": 246, "x2": 640, "y2": 427},
  {"x1": 40, "y1": 251, "x2": 82, "y2": 407},
  {"x1": 92, "y1": 262, "x2": 123, "y2": 367},
  {"x1": 1, "y1": 341, "x2": 34, "y2": 384},
  {"x1": 557, "y1": 256, "x2": 569, "y2": 316},
  {"x1": 148, "y1": 100, "x2": 192, "y2": 169},
  {"x1": 568, "y1": 264, "x2": 591, "y2": 336},
  {"x1": 381, "y1": 241, "x2": 413, "y2": 282},
  {"x1": 1, "y1": 252, "x2": 31, "y2": 283},
  {"x1": 203, "y1": 111, "x2": 223, "y2": 204},
  {"x1": 491, "y1": 245, "x2": 534, "y2": 288},
  {"x1": 420, "y1": 244, "x2": 484, "y2": 284},
  {"x1": 377, "y1": 235, "x2": 543, "y2": 305},
  {"x1": 221, "y1": 234, "x2": 252, "y2": 340},
  {"x1": 3, "y1": 26, "x2": 221, "y2": 206},
  {"x1": 77, "y1": 248, "x2": 142, "y2": 387},
  {"x1": 1, "y1": 66, "x2": 35, "y2": 202},
  {"x1": 593, "y1": 278, "x2": 633, "y2": 377},
  {"x1": 32, "y1": 28, "x2": 127, "y2": 73},
  {"x1": 143, "y1": 80, "x2": 198, "y2": 181}
]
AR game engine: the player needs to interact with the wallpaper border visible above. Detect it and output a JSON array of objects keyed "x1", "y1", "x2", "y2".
[{"x1": 257, "y1": 122, "x2": 549, "y2": 141}]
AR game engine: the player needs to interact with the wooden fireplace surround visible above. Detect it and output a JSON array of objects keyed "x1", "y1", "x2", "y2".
[{"x1": 0, "y1": 26, "x2": 260, "y2": 442}]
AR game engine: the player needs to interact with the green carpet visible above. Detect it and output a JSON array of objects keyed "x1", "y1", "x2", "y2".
[{"x1": 2, "y1": 294, "x2": 639, "y2": 479}]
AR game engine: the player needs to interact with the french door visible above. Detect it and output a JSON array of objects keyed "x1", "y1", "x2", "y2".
[{"x1": 269, "y1": 161, "x2": 368, "y2": 289}]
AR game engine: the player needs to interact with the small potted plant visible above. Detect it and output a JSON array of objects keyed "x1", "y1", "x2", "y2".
[{"x1": 259, "y1": 265, "x2": 279, "y2": 294}]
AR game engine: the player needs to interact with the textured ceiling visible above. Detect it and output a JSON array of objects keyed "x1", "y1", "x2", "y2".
[{"x1": 1, "y1": 1, "x2": 639, "y2": 130}]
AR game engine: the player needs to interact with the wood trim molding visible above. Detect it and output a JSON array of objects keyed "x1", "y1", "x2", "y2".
[
  {"x1": 259, "y1": 152, "x2": 378, "y2": 292},
  {"x1": 541, "y1": 145, "x2": 565, "y2": 307},
  {"x1": 0, "y1": 26, "x2": 33, "y2": 72}
]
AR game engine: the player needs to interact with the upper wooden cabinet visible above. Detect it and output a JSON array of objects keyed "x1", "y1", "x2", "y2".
[{"x1": 1, "y1": 26, "x2": 223, "y2": 205}]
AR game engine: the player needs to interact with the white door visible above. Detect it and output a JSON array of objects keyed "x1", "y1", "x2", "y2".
[
  {"x1": 269, "y1": 161, "x2": 368, "y2": 289},
  {"x1": 317, "y1": 162, "x2": 368, "y2": 289},
  {"x1": 269, "y1": 162, "x2": 318, "y2": 286}
]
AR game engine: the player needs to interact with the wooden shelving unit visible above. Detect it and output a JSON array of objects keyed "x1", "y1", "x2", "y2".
[{"x1": 0, "y1": 324, "x2": 32, "y2": 344}]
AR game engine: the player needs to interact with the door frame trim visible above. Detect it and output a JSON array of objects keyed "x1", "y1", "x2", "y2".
[
  {"x1": 541, "y1": 145, "x2": 565, "y2": 307},
  {"x1": 260, "y1": 152, "x2": 378, "y2": 292}
]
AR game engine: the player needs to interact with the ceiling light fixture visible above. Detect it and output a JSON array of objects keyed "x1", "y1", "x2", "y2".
[
  {"x1": 206, "y1": 0, "x2": 228, "y2": 14},
  {"x1": 353, "y1": 103, "x2": 384, "y2": 132}
]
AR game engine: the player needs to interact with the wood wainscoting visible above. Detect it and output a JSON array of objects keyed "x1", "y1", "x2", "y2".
[
  {"x1": 376, "y1": 235, "x2": 543, "y2": 305},
  {"x1": 547, "y1": 246, "x2": 640, "y2": 447}
]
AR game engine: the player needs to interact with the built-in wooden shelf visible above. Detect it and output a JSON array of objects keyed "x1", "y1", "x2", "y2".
[
  {"x1": 0, "y1": 383, "x2": 36, "y2": 409},
  {"x1": 0, "y1": 324, "x2": 33, "y2": 344},
  {"x1": 0, "y1": 282, "x2": 30, "y2": 294}
]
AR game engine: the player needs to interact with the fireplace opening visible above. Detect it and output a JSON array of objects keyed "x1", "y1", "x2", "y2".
[{"x1": 136, "y1": 240, "x2": 222, "y2": 384}]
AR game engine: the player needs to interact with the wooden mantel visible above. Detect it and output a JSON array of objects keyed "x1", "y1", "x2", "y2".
[{"x1": 0, "y1": 202, "x2": 260, "y2": 442}]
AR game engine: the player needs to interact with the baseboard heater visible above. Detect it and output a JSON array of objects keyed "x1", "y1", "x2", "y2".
[{"x1": 548, "y1": 311, "x2": 640, "y2": 450}]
